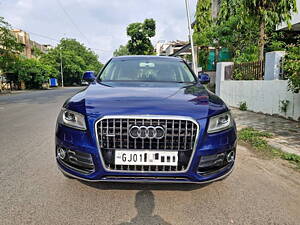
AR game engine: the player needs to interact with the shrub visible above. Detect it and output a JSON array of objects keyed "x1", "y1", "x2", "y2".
[
  {"x1": 280, "y1": 100, "x2": 290, "y2": 113},
  {"x1": 12, "y1": 57, "x2": 58, "y2": 89},
  {"x1": 283, "y1": 44, "x2": 300, "y2": 93},
  {"x1": 239, "y1": 101, "x2": 247, "y2": 111}
]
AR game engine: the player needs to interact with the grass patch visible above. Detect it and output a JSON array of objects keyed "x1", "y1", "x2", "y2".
[{"x1": 238, "y1": 128, "x2": 300, "y2": 169}]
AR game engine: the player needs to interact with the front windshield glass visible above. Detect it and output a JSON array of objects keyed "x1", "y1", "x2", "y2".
[{"x1": 99, "y1": 58, "x2": 196, "y2": 83}]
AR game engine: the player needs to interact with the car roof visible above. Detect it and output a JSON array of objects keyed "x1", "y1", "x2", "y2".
[{"x1": 111, "y1": 55, "x2": 183, "y2": 61}]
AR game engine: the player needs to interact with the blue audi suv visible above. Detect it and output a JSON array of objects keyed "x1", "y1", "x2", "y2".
[{"x1": 55, "y1": 56, "x2": 237, "y2": 183}]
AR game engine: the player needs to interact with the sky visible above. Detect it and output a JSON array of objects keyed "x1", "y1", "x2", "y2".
[{"x1": 0, "y1": 0, "x2": 197, "y2": 63}]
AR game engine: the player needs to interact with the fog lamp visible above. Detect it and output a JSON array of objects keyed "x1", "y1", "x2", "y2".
[
  {"x1": 58, "y1": 148, "x2": 67, "y2": 160},
  {"x1": 226, "y1": 151, "x2": 235, "y2": 163}
]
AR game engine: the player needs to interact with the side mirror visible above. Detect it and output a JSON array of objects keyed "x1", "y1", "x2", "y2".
[
  {"x1": 198, "y1": 73, "x2": 210, "y2": 84},
  {"x1": 83, "y1": 71, "x2": 96, "y2": 83}
]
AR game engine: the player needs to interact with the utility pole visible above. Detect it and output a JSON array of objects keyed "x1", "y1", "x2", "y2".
[
  {"x1": 184, "y1": 0, "x2": 197, "y2": 73},
  {"x1": 60, "y1": 46, "x2": 64, "y2": 88}
]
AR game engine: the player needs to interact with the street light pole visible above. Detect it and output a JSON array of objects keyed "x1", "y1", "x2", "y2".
[
  {"x1": 60, "y1": 47, "x2": 64, "y2": 88},
  {"x1": 184, "y1": 0, "x2": 197, "y2": 73}
]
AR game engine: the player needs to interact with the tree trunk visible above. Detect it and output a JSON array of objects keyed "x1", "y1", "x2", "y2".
[{"x1": 259, "y1": 19, "x2": 265, "y2": 62}]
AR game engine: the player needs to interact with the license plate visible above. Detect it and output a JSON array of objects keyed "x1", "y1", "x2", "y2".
[{"x1": 115, "y1": 150, "x2": 178, "y2": 166}]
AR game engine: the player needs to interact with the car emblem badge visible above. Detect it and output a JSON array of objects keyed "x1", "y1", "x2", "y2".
[{"x1": 129, "y1": 125, "x2": 165, "y2": 139}]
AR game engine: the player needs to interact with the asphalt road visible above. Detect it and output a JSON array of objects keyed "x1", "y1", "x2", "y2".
[{"x1": 0, "y1": 87, "x2": 300, "y2": 225}]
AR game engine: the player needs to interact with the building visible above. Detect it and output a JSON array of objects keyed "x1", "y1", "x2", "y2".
[
  {"x1": 11, "y1": 29, "x2": 52, "y2": 58},
  {"x1": 155, "y1": 40, "x2": 189, "y2": 56},
  {"x1": 155, "y1": 41, "x2": 169, "y2": 56},
  {"x1": 277, "y1": 0, "x2": 300, "y2": 31},
  {"x1": 0, "y1": 30, "x2": 53, "y2": 91}
]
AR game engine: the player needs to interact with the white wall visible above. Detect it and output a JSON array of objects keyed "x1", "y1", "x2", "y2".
[{"x1": 220, "y1": 80, "x2": 300, "y2": 121}]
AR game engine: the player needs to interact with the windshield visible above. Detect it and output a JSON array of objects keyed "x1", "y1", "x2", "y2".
[{"x1": 98, "y1": 58, "x2": 196, "y2": 83}]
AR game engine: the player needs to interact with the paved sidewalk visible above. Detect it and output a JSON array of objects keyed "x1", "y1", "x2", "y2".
[{"x1": 231, "y1": 108, "x2": 300, "y2": 156}]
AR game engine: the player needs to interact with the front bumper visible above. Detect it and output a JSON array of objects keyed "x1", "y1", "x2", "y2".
[
  {"x1": 55, "y1": 119, "x2": 237, "y2": 183},
  {"x1": 57, "y1": 163, "x2": 235, "y2": 183}
]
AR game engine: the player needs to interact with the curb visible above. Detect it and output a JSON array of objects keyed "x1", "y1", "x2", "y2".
[{"x1": 268, "y1": 140, "x2": 300, "y2": 157}]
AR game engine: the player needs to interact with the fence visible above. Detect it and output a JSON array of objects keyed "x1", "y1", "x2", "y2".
[{"x1": 225, "y1": 60, "x2": 264, "y2": 80}]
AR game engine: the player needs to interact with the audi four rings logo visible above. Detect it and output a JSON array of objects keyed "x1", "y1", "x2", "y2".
[{"x1": 129, "y1": 125, "x2": 165, "y2": 139}]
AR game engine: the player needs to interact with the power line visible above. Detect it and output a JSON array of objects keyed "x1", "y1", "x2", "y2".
[
  {"x1": 24, "y1": 31, "x2": 59, "y2": 43},
  {"x1": 12, "y1": 25, "x2": 110, "y2": 52},
  {"x1": 56, "y1": 0, "x2": 91, "y2": 45},
  {"x1": 28, "y1": 31, "x2": 110, "y2": 52},
  {"x1": 55, "y1": 0, "x2": 112, "y2": 55},
  {"x1": 10, "y1": 23, "x2": 59, "y2": 43}
]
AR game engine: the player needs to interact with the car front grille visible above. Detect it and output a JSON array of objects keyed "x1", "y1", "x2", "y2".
[{"x1": 95, "y1": 116, "x2": 199, "y2": 172}]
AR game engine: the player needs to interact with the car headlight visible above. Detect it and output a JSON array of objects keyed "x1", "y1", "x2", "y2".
[
  {"x1": 207, "y1": 111, "x2": 233, "y2": 133},
  {"x1": 57, "y1": 108, "x2": 87, "y2": 130}
]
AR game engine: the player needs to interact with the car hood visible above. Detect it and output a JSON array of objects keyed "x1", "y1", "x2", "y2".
[{"x1": 66, "y1": 81, "x2": 228, "y2": 120}]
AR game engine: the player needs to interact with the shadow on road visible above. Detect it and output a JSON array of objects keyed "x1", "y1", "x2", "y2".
[
  {"x1": 80, "y1": 180, "x2": 209, "y2": 191},
  {"x1": 118, "y1": 190, "x2": 172, "y2": 225}
]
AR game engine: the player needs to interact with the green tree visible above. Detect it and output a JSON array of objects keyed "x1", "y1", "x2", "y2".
[
  {"x1": 31, "y1": 46, "x2": 45, "y2": 58},
  {"x1": 41, "y1": 38, "x2": 103, "y2": 85},
  {"x1": 216, "y1": 0, "x2": 260, "y2": 62},
  {"x1": 193, "y1": 0, "x2": 214, "y2": 47},
  {"x1": 194, "y1": 0, "x2": 298, "y2": 64},
  {"x1": 127, "y1": 18, "x2": 156, "y2": 55},
  {"x1": 242, "y1": 0, "x2": 297, "y2": 61},
  {"x1": 283, "y1": 44, "x2": 300, "y2": 93},
  {"x1": 265, "y1": 31, "x2": 300, "y2": 52},
  {"x1": 0, "y1": 17, "x2": 24, "y2": 73},
  {"x1": 193, "y1": 0, "x2": 216, "y2": 70},
  {"x1": 113, "y1": 45, "x2": 129, "y2": 56},
  {"x1": 11, "y1": 57, "x2": 58, "y2": 89}
]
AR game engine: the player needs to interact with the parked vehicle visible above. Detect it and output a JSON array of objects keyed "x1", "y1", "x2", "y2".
[
  {"x1": 81, "y1": 80, "x2": 89, "y2": 86},
  {"x1": 55, "y1": 56, "x2": 237, "y2": 183}
]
